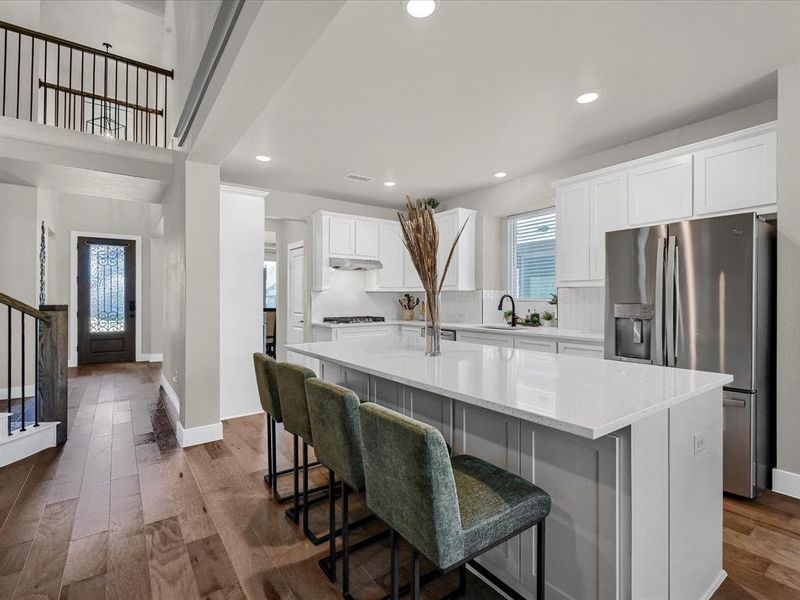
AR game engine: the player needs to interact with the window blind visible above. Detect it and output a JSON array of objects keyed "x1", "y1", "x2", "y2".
[{"x1": 507, "y1": 208, "x2": 557, "y2": 300}]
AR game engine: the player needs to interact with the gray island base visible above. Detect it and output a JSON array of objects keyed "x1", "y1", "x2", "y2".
[{"x1": 287, "y1": 337, "x2": 732, "y2": 600}]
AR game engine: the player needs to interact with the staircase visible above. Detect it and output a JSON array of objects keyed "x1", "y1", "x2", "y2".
[{"x1": 0, "y1": 293, "x2": 67, "y2": 467}]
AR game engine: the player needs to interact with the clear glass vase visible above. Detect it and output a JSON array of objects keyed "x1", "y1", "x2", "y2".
[{"x1": 425, "y1": 290, "x2": 441, "y2": 357}]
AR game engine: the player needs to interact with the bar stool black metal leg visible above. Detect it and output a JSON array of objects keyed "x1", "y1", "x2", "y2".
[
  {"x1": 411, "y1": 549, "x2": 420, "y2": 600},
  {"x1": 327, "y1": 468, "x2": 337, "y2": 582},
  {"x1": 291, "y1": 434, "x2": 300, "y2": 524},
  {"x1": 458, "y1": 564, "x2": 467, "y2": 596},
  {"x1": 303, "y1": 442, "x2": 311, "y2": 536},
  {"x1": 342, "y1": 482, "x2": 351, "y2": 598},
  {"x1": 536, "y1": 519, "x2": 546, "y2": 600},
  {"x1": 265, "y1": 415, "x2": 273, "y2": 485},
  {"x1": 271, "y1": 417, "x2": 278, "y2": 493},
  {"x1": 390, "y1": 529, "x2": 400, "y2": 600}
]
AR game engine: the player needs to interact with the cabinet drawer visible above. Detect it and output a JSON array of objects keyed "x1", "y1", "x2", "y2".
[
  {"x1": 515, "y1": 338, "x2": 557, "y2": 353},
  {"x1": 557, "y1": 341, "x2": 604, "y2": 359},
  {"x1": 458, "y1": 332, "x2": 514, "y2": 348}
]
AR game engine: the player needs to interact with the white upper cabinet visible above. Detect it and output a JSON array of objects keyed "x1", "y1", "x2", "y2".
[
  {"x1": 320, "y1": 208, "x2": 476, "y2": 292},
  {"x1": 556, "y1": 182, "x2": 591, "y2": 283},
  {"x1": 693, "y1": 130, "x2": 777, "y2": 216},
  {"x1": 589, "y1": 172, "x2": 628, "y2": 281},
  {"x1": 436, "y1": 208, "x2": 477, "y2": 291},
  {"x1": 355, "y1": 220, "x2": 380, "y2": 258},
  {"x1": 328, "y1": 216, "x2": 356, "y2": 256},
  {"x1": 628, "y1": 155, "x2": 693, "y2": 226},
  {"x1": 551, "y1": 123, "x2": 776, "y2": 287},
  {"x1": 376, "y1": 222, "x2": 404, "y2": 289}
]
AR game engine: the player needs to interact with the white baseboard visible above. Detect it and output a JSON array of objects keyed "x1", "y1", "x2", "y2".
[
  {"x1": 158, "y1": 376, "x2": 222, "y2": 447},
  {"x1": 176, "y1": 421, "x2": 223, "y2": 447},
  {"x1": 0, "y1": 384, "x2": 36, "y2": 398},
  {"x1": 700, "y1": 570, "x2": 727, "y2": 600},
  {"x1": 159, "y1": 375, "x2": 181, "y2": 431},
  {"x1": 773, "y1": 468, "x2": 800, "y2": 500},
  {"x1": 68, "y1": 358, "x2": 77, "y2": 368},
  {"x1": 148, "y1": 353, "x2": 163, "y2": 363}
]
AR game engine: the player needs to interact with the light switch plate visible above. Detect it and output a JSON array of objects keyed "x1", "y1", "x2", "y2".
[{"x1": 694, "y1": 431, "x2": 707, "y2": 455}]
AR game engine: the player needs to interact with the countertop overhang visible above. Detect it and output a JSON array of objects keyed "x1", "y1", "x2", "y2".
[{"x1": 287, "y1": 337, "x2": 732, "y2": 439}]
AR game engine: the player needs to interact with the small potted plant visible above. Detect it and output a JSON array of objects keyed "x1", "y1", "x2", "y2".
[
  {"x1": 542, "y1": 311, "x2": 555, "y2": 327},
  {"x1": 503, "y1": 310, "x2": 516, "y2": 325}
]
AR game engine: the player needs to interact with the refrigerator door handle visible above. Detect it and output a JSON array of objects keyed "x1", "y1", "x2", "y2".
[
  {"x1": 666, "y1": 235, "x2": 677, "y2": 366},
  {"x1": 654, "y1": 237, "x2": 666, "y2": 365}
]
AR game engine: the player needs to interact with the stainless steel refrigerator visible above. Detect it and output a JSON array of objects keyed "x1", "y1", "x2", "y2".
[{"x1": 604, "y1": 212, "x2": 775, "y2": 498}]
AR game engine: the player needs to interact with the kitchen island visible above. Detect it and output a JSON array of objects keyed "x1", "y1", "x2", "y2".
[{"x1": 287, "y1": 336, "x2": 732, "y2": 600}]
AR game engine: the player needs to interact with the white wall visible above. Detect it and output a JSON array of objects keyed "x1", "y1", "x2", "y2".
[
  {"x1": 0, "y1": 183, "x2": 38, "y2": 392},
  {"x1": 41, "y1": 193, "x2": 163, "y2": 363},
  {"x1": 220, "y1": 186, "x2": 265, "y2": 420},
  {"x1": 776, "y1": 62, "x2": 800, "y2": 490},
  {"x1": 149, "y1": 238, "x2": 164, "y2": 359}
]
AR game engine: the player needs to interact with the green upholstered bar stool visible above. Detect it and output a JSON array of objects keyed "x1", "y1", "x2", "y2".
[
  {"x1": 306, "y1": 378, "x2": 388, "y2": 598},
  {"x1": 277, "y1": 362, "x2": 336, "y2": 545},
  {"x1": 359, "y1": 403, "x2": 551, "y2": 600},
  {"x1": 252, "y1": 353, "x2": 288, "y2": 498}
]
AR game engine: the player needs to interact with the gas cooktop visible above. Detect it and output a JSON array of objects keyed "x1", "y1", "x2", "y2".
[{"x1": 322, "y1": 316, "x2": 387, "y2": 324}]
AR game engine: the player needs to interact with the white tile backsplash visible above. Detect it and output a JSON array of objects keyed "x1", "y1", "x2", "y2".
[{"x1": 557, "y1": 287, "x2": 605, "y2": 332}]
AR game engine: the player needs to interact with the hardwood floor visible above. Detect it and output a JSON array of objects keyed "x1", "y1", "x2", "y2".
[{"x1": 0, "y1": 362, "x2": 798, "y2": 599}]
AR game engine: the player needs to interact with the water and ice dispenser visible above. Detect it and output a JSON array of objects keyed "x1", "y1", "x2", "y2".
[{"x1": 613, "y1": 303, "x2": 653, "y2": 362}]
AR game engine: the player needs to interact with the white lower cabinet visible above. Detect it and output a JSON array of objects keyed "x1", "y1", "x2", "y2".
[
  {"x1": 557, "y1": 341, "x2": 605, "y2": 358},
  {"x1": 400, "y1": 325, "x2": 424, "y2": 338},
  {"x1": 515, "y1": 338, "x2": 558, "y2": 353},
  {"x1": 457, "y1": 332, "x2": 514, "y2": 348}
]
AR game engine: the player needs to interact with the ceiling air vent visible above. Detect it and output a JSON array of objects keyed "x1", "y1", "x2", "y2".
[{"x1": 342, "y1": 173, "x2": 372, "y2": 184}]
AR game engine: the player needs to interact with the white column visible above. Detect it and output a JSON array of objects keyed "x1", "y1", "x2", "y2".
[{"x1": 219, "y1": 185, "x2": 266, "y2": 420}]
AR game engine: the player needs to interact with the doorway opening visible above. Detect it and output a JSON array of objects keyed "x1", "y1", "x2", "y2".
[{"x1": 77, "y1": 236, "x2": 136, "y2": 364}]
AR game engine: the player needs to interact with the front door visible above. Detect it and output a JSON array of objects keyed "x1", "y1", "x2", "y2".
[{"x1": 77, "y1": 237, "x2": 136, "y2": 364}]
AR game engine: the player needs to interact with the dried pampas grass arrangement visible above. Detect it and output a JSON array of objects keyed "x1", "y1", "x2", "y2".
[{"x1": 398, "y1": 196, "x2": 469, "y2": 355}]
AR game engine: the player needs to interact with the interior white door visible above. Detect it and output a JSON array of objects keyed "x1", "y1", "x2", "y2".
[{"x1": 288, "y1": 244, "x2": 305, "y2": 345}]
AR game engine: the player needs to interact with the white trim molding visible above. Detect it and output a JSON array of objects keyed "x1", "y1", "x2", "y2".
[
  {"x1": 159, "y1": 374, "x2": 180, "y2": 431},
  {"x1": 177, "y1": 421, "x2": 223, "y2": 448},
  {"x1": 159, "y1": 375, "x2": 223, "y2": 448},
  {"x1": 0, "y1": 385, "x2": 36, "y2": 399},
  {"x1": 221, "y1": 409, "x2": 264, "y2": 421},
  {"x1": 148, "y1": 354, "x2": 164, "y2": 363},
  {"x1": 773, "y1": 468, "x2": 800, "y2": 500},
  {"x1": 69, "y1": 231, "x2": 143, "y2": 367}
]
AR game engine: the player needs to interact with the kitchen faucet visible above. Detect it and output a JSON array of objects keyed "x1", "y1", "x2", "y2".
[{"x1": 497, "y1": 294, "x2": 517, "y2": 327}]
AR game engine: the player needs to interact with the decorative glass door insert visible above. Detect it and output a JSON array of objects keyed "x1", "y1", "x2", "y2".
[{"x1": 89, "y1": 244, "x2": 126, "y2": 333}]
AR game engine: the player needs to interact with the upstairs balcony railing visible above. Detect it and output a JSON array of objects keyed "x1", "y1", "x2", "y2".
[{"x1": 0, "y1": 20, "x2": 173, "y2": 148}]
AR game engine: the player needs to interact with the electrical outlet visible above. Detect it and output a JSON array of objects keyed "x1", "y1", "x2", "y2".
[{"x1": 694, "y1": 432, "x2": 707, "y2": 455}]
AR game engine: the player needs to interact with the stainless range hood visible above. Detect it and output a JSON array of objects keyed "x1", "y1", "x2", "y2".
[{"x1": 329, "y1": 257, "x2": 383, "y2": 271}]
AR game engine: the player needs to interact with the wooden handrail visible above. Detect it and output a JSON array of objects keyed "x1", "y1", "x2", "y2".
[
  {"x1": 0, "y1": 19, "x2": 174, "y2": 77},
  {"x1": 0, "y1": 293, "x2": 51, "y2": 323},
  {"x1": 39, "y1": 80, "x2": 164, "y2": 116}
]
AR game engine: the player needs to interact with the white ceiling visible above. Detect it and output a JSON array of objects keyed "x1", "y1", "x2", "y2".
[
  {"x1": 0, "y1": 158, "x2": 169, "y2": 204},
  {"x1": 222, "y1": 0, "x2": 799, "y2": 208}
]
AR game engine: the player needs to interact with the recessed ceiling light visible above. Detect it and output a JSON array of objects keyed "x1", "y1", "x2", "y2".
[
  {"x1": 255, "y1": 155, "x2": 271, "y2": 162},
  {"x1": 493, "y1": 172, "x2": 507, "y2": 178},
  {"x1": 406, "y1": 0, "x2": 436, "y2": 18},
  {"x1": 383, "y1": 181, "x2": 397, "y2": 187},
  {"x1": 575, "y1": 91, "x2": 600, "y2": 104}
]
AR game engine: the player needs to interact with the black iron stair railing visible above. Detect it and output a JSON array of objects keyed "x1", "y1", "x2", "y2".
[{"x1": 0, "y1": 19, "x2": 174, "y2": 147}]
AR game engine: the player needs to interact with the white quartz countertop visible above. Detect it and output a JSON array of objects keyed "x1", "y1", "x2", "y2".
[
  {"x1": 287, "y1": 336, "x2": 731, "y2": 439},
  {"x1": 311, "y1": 321, "x2": 604, "y2": 344}
]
